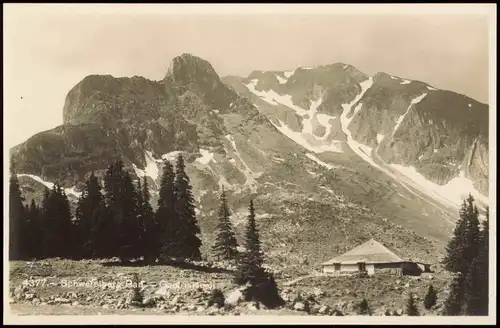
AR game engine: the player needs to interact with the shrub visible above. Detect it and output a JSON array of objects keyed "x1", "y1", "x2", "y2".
[
  {"x1": 357, "y1": 298, "x2": 371, "y2": 315},
  {"x1": 129, "y1": 273, "x2": 144, "y2": 306},
  {"x1": 406, "y1": 292, "x2": 420, "y2": 316},
  {"x1": 423, "y1": 284, "x2": 438, "y2": 310},
  {"x1": 207, "y1": 288, "x2": 225, "y2": 308}
]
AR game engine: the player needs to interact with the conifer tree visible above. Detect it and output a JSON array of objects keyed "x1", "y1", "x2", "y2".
[
  {"x1": 423, "y1": 284, "x2": 438, "y2": 310},
  {"x1": 103, "y1": 161, "x2": 125, "y2": 257},
  {"x1": 235, "y1": 199, "x2": 283, "y2": 308},
  {"x1": 442, "y1": 195, "x2": 480, "y2": 275},
  {"x1": 26, "y1": 199, "x2": 42, "y2": 259},
  {"x1": 479, "y1": 207, "x2": 489, "y2": 315},
  {"x1": 135, "y1": 178, "x2": 145, "y2": 252},
  {"x1": 104, "y1": 161, "x2": 142, "y2": 261},
  {"x1": 40, "y1": 184, "x2": 73, "y2": 258},
  {"x1": 465, "y1": 208, "x2": 489, "y2": 316},
  {"x1": 357, "y1": 298, "x2": 371, "y2": 315},
  {"x1": 405, "y1": 292, "x2": 420, "y2": 316},
  {"x1": 139, "y1": 177, "x2": 157, "y2": 263},
  {"x1": 155, "y1": 160, "x2": 176, "y2": 259},
  {"x1": 212, "y1": 188, "x2": 239, "y2": 261},
  {"x1": 235, "y1": 199, "x2": 265, "y2": 285},
  {"x1": 442, "y1": 273, "x2": 465, "y2": 316},
  {"x1": 9, "y1": 166, "x2": 27, "y2": 260},
  {"x1": 464, "y1": 257, "x2": 483, "y2": 315},
  {"x1": 76, "y1": 172, "x2": 107, "y2": 258},
  {"x1": 173, "y1": 154, "x2": 202, "y2": 260},
  {"x1": 120, "y1": 169, "x2": 142, "y2": 260}
]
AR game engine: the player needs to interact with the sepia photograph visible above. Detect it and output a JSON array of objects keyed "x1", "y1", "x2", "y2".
[{"x1": 3, "y1": 3, "x2": 496, "y2": 325}]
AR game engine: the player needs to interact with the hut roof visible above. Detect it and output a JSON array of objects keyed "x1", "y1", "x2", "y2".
[{"x1": 322, "y1": 239, "x2": 405, "y2": 265}]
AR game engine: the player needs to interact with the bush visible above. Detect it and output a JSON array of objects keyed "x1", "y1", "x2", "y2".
[
  {"x1": 423, "y1": 284, "x2": 438, "y2": 310},
  {"x1": 406, "y1": 292, "x2": 420, "y2": 316},
  {"x1": 245, "y1": 271, "x2": 285, "y2": 309},
  {"x1": 129, "y1": 273, "x2": 144, "y2": 306},
  {"x1": 357, "y1": 298, "x2": 371, "y2": 315},
  {"x1": 207, "y1": 288, "x2": 225, "y2": 308}
]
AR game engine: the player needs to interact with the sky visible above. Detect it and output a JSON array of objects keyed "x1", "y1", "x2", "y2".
[{"x1": 3, "y1": 4, "x2": 495, "y2": 148}]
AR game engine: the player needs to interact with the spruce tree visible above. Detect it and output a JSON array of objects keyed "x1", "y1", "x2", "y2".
[
  {"x1": 40, "y1": 184, "x2": 73, "y2": 258},
  {"x1": 74, "y1": 189, "x2": 87, "y2": 256},
  {"x1": 465, "y1": 208, "x2": 489, "y2": 316},
  {"x1": 212, "y1": 188, "x2": 239, "y2": 261},
  {"x1": 120, "y1": 170, "x2": 143, "y2": 260},
  {"x1": 442, "y1": 194, "x2": 480, "y2": 275},
  {"x1": 103, "y1": 161, "x2": 124, "y2": 257},
  {"x1": 357, "y1": 298, "x2": 371, "y2": 315},
  {"x1": 478, "y1": 208, "x2": 489, "y2": 315},
  {"x1": 104, "y1": 161, "x2": 142, "y2": 261},
  {"x1": 140, "y1": 177, "x2": 157, "y2": 263},
  {"x1": 173, "y1": 154, "x2": 202, "y2": 260},
  {"x1": 26, "y1": 199, "x2": 42, "y2": 259},
  {"x1": 76, "y1": 172, "x2": 107, "y2": 259},
  {"x1": 405, "y1": 292, "x2": 420, "y2": 316},
  {"x1": 235, "y1": 199, "x2": 283, "y2": 308},
  {"x1": 423, "y1": 284, "x2": 438, "y2": 310},
  {"x1": 55, "y1": 185, "x2": 73, "y2": 258},
  {"x1": 9, "y1": 168, "x2": 27, "y2": 260},
  {"x1": 155, "y1": 160, "x2": 176, "y2": 260},
  {"x1": 442, "y1": 273, "x2": 465, "y2": 316},
  {"x1": 464, "y1": 257, "x2": 483, "y2": 315},
  {"x1": 135, "y1": 178, "x2": 145, "y2": 255},
  {"x1": 235, "y1": 199, "x2": 265, "y2": 285}
]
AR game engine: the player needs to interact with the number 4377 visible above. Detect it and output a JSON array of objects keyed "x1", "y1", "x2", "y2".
[{"x1": 22, "y1": 278, "x2": 47, "y2": 287}]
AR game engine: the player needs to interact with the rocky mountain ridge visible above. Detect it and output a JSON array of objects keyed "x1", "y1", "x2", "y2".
[{"x1": 9, "y1": 53, "x2": 490, "y2": 267}]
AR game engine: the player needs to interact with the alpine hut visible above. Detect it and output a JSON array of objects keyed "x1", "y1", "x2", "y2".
[{"x1": 321, "y1": 239, "x2": 430, "y2": 276}]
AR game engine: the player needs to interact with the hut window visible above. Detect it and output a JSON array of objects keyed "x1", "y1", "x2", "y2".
[
  {"x1": 358, "y1": 262, "x2": 366, "y2": 271},
  {"x1": 334, "y1": 263, "x2": 341, "y2": 271}
]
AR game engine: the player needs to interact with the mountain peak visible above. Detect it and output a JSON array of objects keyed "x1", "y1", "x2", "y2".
[
  {"x1": 164, "y1": 53, "x2": 236, "y2": 109},
  {"x1": 165, "y1": 53, "x2": 220, "y2": 84}
]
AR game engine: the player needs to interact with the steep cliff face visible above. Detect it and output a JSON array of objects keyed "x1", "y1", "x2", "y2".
[
  {"x1": 347, "y1": 73, "x2": 489, "y2": 196},
  {"x1": 225, "y1": 67, "x2": 489, "y2": 203}
]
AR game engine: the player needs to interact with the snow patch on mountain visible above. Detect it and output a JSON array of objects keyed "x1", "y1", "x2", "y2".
[
  {"x1": 224, "y1": 135, "x2": 262, "y2": 190},
  {"x1": 283, "y1": 70, "x2": 295, "y2": 78},
  {"x1": 400, "y1": 79, "x2": 411, "y2": 84},
  {"x1": 132, "y1": 151, "x2": 160, "y2": 185},
  {"x1": 271, "y1": 117, "x2": 343, "y2": 153},
  {"x1": 276, "y1": 74, "x2": 287, "y2": 84},
  {"x1": 340, "y1": 77, "x2": 386, "y2": 170},
  {"x1": 244, "y1": 79, "x2": 308, "y2": 115},
  {"x1": 316, "y1": 114, "x2": 335, "y2": 128},
  {"x1": 377, "y1": 134, "x2": 385, "y2": 143},
  {"x1": 161, "y1": 151, "x2": 182, "y2": 162},
  {"x1": 306, "y1": 153, "x2": 335, "y2": 170},
  {"x1": 302, "y1": 97, "x2": 324, "y2": 135},
  {"x1": 427, "y1": 86, "x2": 438, "y2": 91},
  {"x1": 196, "y1": 149, "x2": 216, "y2": 165},
  {"x1": 144, "y1": 151, "x2": 159, "y2": 181},
  {"x1": 392, "y1": 93, "x2": 428, "y2": 137},
  {"x1": 17, "y1": 174, "x2": 82, "y2": 198},
  {"x1": 390, "y1": 165, "x2": 488, "y2": 208}
]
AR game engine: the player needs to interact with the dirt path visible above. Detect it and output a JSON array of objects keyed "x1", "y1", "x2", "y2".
[{"x1": 283, "y1": 272, "x2": 327, "y2": 286}]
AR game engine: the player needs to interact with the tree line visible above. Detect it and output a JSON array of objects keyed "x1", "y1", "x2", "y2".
[
  {"x1": 9, "y1": 154, "x2": 283, "y2": 308},
  {"x1": 9, "y1": 154, "x2": 202, "y2": 262}
]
